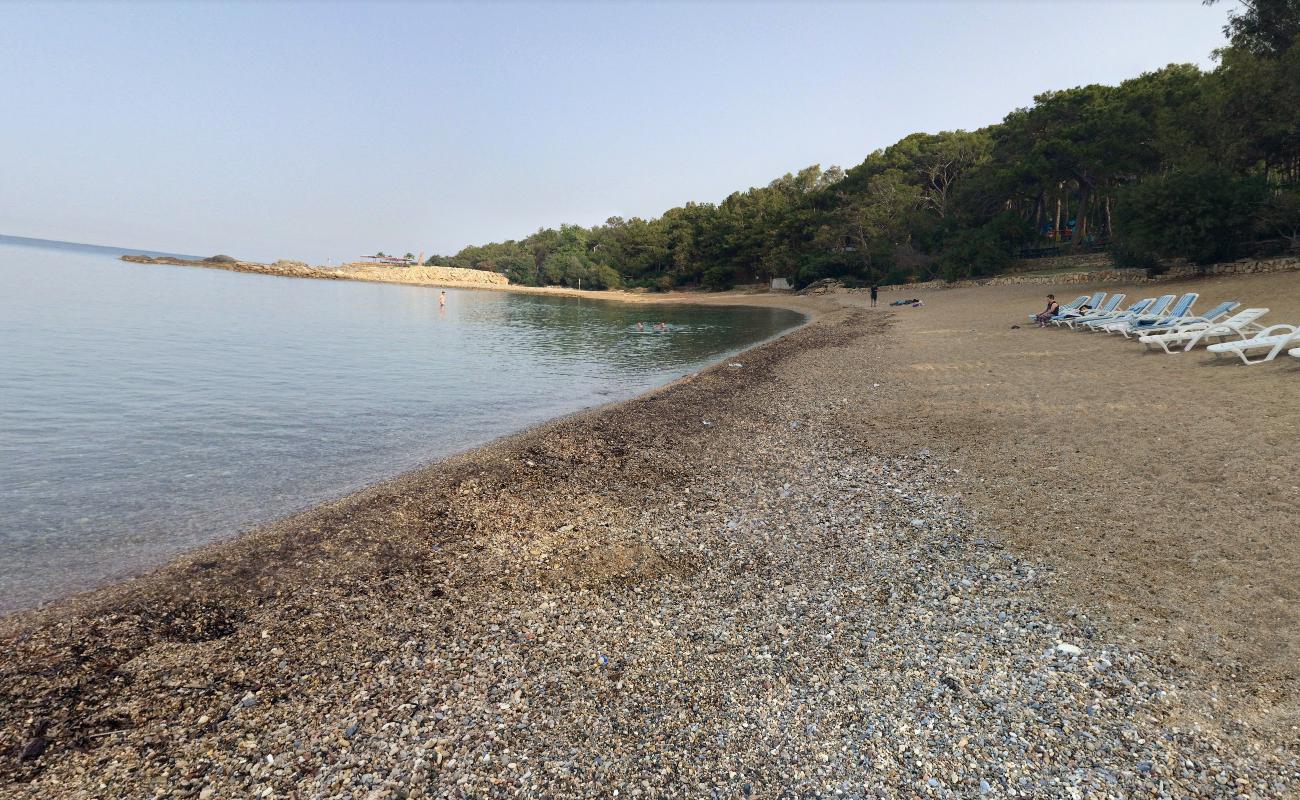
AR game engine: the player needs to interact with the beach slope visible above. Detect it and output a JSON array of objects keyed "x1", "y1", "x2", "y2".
[{"x1": 3, "y1": 278, "x2": 1297, "y2": 795}]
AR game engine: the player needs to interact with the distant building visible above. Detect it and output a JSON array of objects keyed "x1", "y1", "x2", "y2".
[
  {"x1": 770, "y1": 277, "x2": 792, "y2": 291},
  {"x1": 360, "y1": 254, "x2": 415, "y2": 266}
]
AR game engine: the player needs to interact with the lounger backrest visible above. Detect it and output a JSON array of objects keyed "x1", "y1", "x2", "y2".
[
  {"x1": 1050, "y1": 295, "x2": 1091, "y2": 319},
  {"x1": 1127, "y1": 298, "x2": 1154, "y2": 314},
  {"x1": 1199, "y1": 301, "x2": 1238, "y2": 321},
  {"x1": 1098, "y1": 294, "x2": 1126, "y2": 313},
  {"x1": 1233, "y1": 308, "x2": 1269, "y2": 325},
  {"x1": 1167, "y1": 293, "x2": 1199, "y2": 318},
  {"x1": 1087, "y1": 292, "x2": 1106, "y2": 308},
  {"x1": 1147, "y1": 295, "x2": 1176, "y2": 316}
]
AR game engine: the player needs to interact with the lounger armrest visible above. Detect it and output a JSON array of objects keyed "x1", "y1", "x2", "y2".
[{"x1": 1254, "y1": 324, "x2": 1298, "y2": 338}]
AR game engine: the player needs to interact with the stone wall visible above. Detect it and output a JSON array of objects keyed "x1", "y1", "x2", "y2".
[
  {"x1": 1008, "y1": 252, "x2": 1115, "y2": 272},
  {"x1": 882, "y1": 255, "x2": 1300, "y2": 292}
]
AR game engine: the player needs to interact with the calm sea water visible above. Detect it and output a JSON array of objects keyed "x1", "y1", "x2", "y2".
[{"x1": 0, "y1": 237, "x2": 803, "y2": 612}]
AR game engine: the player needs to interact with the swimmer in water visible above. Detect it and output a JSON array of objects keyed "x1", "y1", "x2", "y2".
[
  {"x1": 636, "y1": 322, "x2": 645, "y2": 331},
  {"x1": 439, "y1": 290, "x2": 446, "y2": 308}
]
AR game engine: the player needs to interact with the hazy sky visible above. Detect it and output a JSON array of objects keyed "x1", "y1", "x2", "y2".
[{"x1": 1, "y1": 1, "x2": 1229, "y2": 263}]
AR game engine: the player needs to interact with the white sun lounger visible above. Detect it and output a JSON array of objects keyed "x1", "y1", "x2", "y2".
[
  {"x1": 1138, "y1": 308, "x2": 1269, "y2": 354},
  {"x1": 1206, "y1": 324, "x2": 1300, "y2": 364}
]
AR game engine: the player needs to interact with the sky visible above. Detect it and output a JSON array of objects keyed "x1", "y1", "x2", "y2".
[{"x1": 0, "y1": 1, "x2": 1231, "y2": 264}]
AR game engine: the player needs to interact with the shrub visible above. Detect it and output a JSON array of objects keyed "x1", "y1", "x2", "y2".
[
  {"x1": 937, "y1": 227, "x2": 1013, "y2": 281},
  {"x1": 702, "y1": 265, "x2": 735, "y2": 290},
  {"x1": 1110, "y1": 239, "x2": 1161, "y2": 271},
  {"x1": 1115, "y1": 168, "x2": 1267, "y2": 266}
]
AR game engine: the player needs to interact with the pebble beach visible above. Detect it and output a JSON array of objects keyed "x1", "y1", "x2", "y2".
[{"x1": 3, "y1": 293, "x2": 1298, "y2": 797}]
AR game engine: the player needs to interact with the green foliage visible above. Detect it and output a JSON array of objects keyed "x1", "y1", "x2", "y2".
[
  {"x1": 937, "y1": 214, "x2": 1028, "y2": 282},
  {"x1": 1208, "y1": 0, "x2": 1300, "y2": 56},
  {"x1": 1258, "y1": 186, "x2": 1300, "y2": 251},
  {"x1": 1110, "y1": 240, "x2": 1161, "y2": 270},
  {"x1": 1116, "y1": 168, "x2": 1268, "y2": 265},
  {"x1": 539, "y1": 245, "x2": 621, "y2": 290}
]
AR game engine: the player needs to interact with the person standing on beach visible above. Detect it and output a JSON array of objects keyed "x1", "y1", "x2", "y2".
[{"x1": 870, "y1": 285, "x2": 879, "y2": 307}]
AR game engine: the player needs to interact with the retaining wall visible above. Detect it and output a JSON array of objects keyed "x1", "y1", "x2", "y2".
[{"x1": 882, "y1": 256, "x2": 1300, "y2": 292}]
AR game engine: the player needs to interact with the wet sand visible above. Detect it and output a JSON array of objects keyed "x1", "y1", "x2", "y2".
[{"x1": 2, "y1": 271, "x2": 1297, "y2": 795}]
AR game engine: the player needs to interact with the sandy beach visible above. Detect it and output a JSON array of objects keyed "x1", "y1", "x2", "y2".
[
  {"x1": 119, "y1": 253, "x2": 792, "y2": 305},
  {"x1": 3, "y1": 271, "x2": 1298, "y2": 796}
]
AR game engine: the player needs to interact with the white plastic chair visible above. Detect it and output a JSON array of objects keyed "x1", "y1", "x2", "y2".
[
  {"x1": 1206, "y1": 324, "x2": 1300, "y2": 365},
  {"x1": 1138, "y1": 308, "x2": 1270, "y2": 354}
]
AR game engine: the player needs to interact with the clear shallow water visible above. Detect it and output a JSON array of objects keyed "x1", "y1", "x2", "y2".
[{"x1": 0, "y1": 238, "x2": 803, "y2": 612}]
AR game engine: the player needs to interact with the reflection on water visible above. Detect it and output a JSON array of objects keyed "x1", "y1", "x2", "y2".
[{"x1": 0, "y1": 238, "x2": 803, "y2": 612}]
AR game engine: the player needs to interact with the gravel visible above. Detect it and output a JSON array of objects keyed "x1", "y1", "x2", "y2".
[{"x1": 3, "y1": 309, "x2": 1295, "y2": 797}]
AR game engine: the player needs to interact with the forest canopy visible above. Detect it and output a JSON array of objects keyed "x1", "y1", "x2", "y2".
[{"x1": 429, "y1": 2, "x2": 1300, "y2": 290}]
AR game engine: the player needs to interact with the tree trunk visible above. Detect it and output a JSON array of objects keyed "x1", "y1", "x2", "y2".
[
  {"x1": 1103, "y1": 195, "x2": 1112, "y2": 238},
  {"x1": 1073, "y1": 184, "x2": 1090, "y2": 250},
  {"x1": 1054, "y1": 190, "x2": 1063, "y2": 243}
]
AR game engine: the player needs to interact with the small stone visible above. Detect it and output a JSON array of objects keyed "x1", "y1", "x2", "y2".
[
  {"x1": 19, "y1": 736, "x2": 47, "y2": 762},
  {"x1": 344, "y1": 721, "x2": 360, "y2": 739},
  {"x1": 239, "y1": 692, "x2": 257, "y2": 708},
  {"x1": 1055, "y1": 643, "x2": 1082, "y2": 656}
]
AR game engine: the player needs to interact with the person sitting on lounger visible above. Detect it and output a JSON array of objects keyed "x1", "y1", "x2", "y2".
[{"x1": 1034, "y1": 294, "x2": 1059, "y2": 327}]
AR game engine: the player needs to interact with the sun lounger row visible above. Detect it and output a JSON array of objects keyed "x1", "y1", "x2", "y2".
[{"x1": 1037, "y1": 289, "x2": 1300, "y2": 366}]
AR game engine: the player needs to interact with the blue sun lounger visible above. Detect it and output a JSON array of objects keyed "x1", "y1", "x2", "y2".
[
  {"x1": 1132, "y1": 300, "x2": 1239, "y2": 336},
  {"x1": 1028, "y1": 294, "x2": 1089, "y2": 323},
  {"x1": 1056, "y1": 293, "x2": 1126, "y2": 328},
  {"x1": 1053, "y1": 292, "x2": 1107, "y2": 322},
  {"x1": 1083, "y1": 295, "x2": 1174, "y2": 332},
  {"x1": 1115, "y1": 293, "x2": 1199, "y2": 337}
]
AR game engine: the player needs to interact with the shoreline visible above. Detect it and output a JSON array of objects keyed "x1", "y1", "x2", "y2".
[
  {"x1": 1, "y1": 297, "x2": 817, "y2": 621},
  {"x1": 4, "y1": 272, "x2": 1297, "y2": 794},
  {"x1": 118, "y1": 252, "x2": 816, "y2": 308},
  {"x1": 0, "y1": 298, "x2": 859, "y2": 789}
]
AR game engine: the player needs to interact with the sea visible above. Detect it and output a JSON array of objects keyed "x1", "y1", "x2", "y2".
[{"x1": 0, "y1": 234, "x2": 804, "y2": 612}]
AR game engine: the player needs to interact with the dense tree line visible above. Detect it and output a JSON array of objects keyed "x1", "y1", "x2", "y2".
[{"x1": 429, "y1": 2, "x2": 1300, "y2": 289}]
